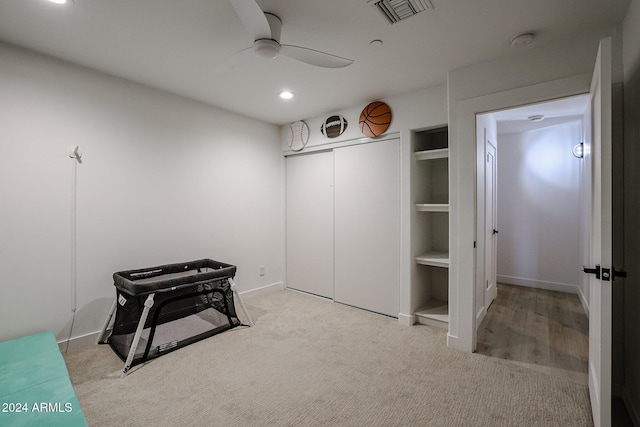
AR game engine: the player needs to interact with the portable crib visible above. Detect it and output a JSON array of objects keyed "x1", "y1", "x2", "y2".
[{"x1": 97, "y1": 259, "x2": 253, "y2": 377}]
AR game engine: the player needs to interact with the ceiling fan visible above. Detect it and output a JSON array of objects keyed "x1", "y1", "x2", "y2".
[{"x1": 217, "y1": 0, "x2": 355, "y2": 71}]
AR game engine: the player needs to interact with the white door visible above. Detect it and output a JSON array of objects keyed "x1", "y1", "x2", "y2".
[
  {"x1": 484, "y1": 137, "x2": 498, "y2": 305},
  {"x1": 334, "y1": 139, "x2": 400, "y2": 317},
  {"x1": 285, "y1": 152, "x2": 334, "y2": 299},
  {"x1": 587, "y1": 37, "x2": 613, "y2": 427}
]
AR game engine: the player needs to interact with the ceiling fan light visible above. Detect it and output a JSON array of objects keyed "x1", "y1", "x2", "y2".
[{"x1": 254, "y1": 39, "x2": 280, "y2": 59}]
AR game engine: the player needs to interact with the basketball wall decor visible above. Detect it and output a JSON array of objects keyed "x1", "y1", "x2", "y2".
[
  {"x1": 359, "y1": 101, "x2": 392, "y2": 138},
  {"x1": 320, "y1": 115, "x2": 348, "y2": 138},
  {"x1": 288, "y1": 120, "x2": 309, "y2": 151}
]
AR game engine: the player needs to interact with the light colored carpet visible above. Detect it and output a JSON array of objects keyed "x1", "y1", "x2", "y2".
[{"x1": 64, "y1": 290, "x2": 593, "y2": 426}]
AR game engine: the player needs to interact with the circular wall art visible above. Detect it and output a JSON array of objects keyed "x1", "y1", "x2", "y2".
[
  {"x1": 320, "y1": 115, "x2": 348, "y2": 138},
  {"x1": 288, "y1": 120, "x2": 309, "y2": 151},
  {"x1": 359, "y1": 101, "x2": 392, "y2": 138}
]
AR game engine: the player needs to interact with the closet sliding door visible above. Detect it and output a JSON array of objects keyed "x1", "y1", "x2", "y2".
[
  {"x1": 334, "y1": 139, "x2": 400, "y2": 317},
  {"x1": 285, "y1": 151, "x2": 334, "y2": 299}
]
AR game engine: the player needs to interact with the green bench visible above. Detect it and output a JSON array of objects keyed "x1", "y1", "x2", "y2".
[{"x1": 0, "y1": 332, "x2": 87, "y2": 426}]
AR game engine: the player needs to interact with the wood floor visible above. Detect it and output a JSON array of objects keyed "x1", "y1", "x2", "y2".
[{"x1": 476, "y1": 283, "x2": 589, "y2": 385}]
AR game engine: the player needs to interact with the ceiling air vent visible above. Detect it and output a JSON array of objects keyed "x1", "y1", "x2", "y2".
[{"x1": 368, "y1": 0, "x2": 434, "y2": 24}]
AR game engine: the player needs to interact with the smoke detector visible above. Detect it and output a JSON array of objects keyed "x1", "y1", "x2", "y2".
[
  {"x1": 511, "y1": 33, "x2": 535, "y2": 48},
  {"x1": 368, "y1": 0, "x2": 434, "y2": 24}
]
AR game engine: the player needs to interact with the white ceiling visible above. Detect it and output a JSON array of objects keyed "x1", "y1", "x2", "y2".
[
  {"x1": 0, "y1": 0, "x2": 630, "y2": 125},
  {"x1": 494, "y1": 93, "x2": 590, "y2": 135}
]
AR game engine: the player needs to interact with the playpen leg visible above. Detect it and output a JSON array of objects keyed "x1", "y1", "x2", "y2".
[
  {"x1": 229, "y1": 278, "x2": 254, "y2": 327},
  {"x1": 121, "y1": 293, "x2": 155, "y2": 378},
  {"x1": 96, "y1": 298, "x2": 117, "y2": 344}
]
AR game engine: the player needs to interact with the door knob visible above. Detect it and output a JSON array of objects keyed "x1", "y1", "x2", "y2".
[{"x1": 583, "y1": 264, "x2": 601, "y2": 280}]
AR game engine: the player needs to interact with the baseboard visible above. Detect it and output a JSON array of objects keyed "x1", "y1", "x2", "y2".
[
  {"x1": 238, "y1": 281, "x2": 284, "y2": 300},
  {"x1": 476, "y1": 306, "x2": 487, "y2": 326},
  {"x1": 623, "y1": 392, "x2": 640, "y2": 427},
  {"x1": 58, "y1": 331, "x2": 102, "y2": 353},
  {"x1": 497, "y1": 275, "x2": 589, "y2": 317},
  {"x1": 497, "y1": 275, "x2": 578, "y2": 294},
  {"x1": 398, "y1": 313, "x2": 414, "y2": 326},
  {"x1": 446, "y1": 333, "x2": 473, "y2": 352},
  {"x1": 576, "y1": 286, "x2": 590, "y2": 318}
]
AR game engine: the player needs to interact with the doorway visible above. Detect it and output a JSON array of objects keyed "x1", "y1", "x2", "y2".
[{"x1": 474, "y1": 94, "x2": 591, "y2": 383}]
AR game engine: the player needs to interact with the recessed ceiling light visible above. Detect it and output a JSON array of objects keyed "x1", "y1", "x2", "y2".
[
  {"x1": 369, "y1": 39, "x2": 383, "y2": 47},
  {"x1": 528, "y1": 114, "x2": 545, "y2": 122},
  {"x1": 279, "y1": 91, "x2": 294, "y2": 100},
  {"x1": 48, "y1": 0, "x2": 68, "y2": 4},
  {"x1": 511, "y1": 33, "x2": 535, "y2": 48}
]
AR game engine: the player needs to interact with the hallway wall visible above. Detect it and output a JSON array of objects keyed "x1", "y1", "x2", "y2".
[{"x1": 496, "y1": 121, "x2": 583, "y2": 297}]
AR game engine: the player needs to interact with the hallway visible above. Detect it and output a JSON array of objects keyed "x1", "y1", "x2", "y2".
[{"x1": 476, "y1": 283, "x2": 588, "y2": 385}]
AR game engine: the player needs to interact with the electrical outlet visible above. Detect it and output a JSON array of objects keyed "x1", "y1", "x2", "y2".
[{"x1": 259, "y1": 265, "x2": 265, "y2": 276}]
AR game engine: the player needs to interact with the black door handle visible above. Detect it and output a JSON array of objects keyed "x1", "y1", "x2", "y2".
[
  {"x1": 492, "y1": 229, "x2": 499, "y2": 235},
  {"x1": 612, "y1": 266, "x2": 627, "y2": 281},
  {"x1": 583, "y1": 264, "x2": 601, "y2": 279}
]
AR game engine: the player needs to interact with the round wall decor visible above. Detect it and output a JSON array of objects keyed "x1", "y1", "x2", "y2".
[
  {"x1": 288, "y1": 120, "x2": 309, "y2": 151},
  {"x1": 359, "y1": 101, "x2": 392, "y2": 138},
  {"x1": 320, "y1": 115, "x2": 348, "y2": 138}
]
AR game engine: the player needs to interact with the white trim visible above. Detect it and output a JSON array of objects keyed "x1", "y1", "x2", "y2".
[
  {"x1": 497, "y1": 275, "x2": 590, "y2": 317},
  {"x1": 283, "y1": 132, "x2": 400, "y2": 156},
  {"x1": 497, "y1": 275, "x2": 580, "y2": 294},
  {"x1": 239, "y1": 281, "x2": 284, "y2": 300},
  {"x1": 398, "y1": 312, "x2": 414, "y2": 326},
  {"x1": 476, "y1": 306, "x2": 487, "y2": 326},
  {"x1": 446, "y1": 333, "x2": 460, "y2": 349},
  {"x1": 58, "y1": 330, "x2": 102, "y2": 353}
]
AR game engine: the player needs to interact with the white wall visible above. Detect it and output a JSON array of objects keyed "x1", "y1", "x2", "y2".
[
  {"x1": 0, "y1": 42, "x2": 284, "y2": 348},
  {"x1": 496, "y1": 122, "x2": 582, "y2": 294},
  {"x1": 280, "y1": 85, "x2": 447, "y2": 152}
]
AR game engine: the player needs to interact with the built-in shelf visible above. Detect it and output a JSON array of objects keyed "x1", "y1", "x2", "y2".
[
  {"x1": 412, "y1": 127, "x2": 449, "y2": 331},
  {"x1": 415, "y1": 252, "x2": 449, "y2": 268},
  {"x1": 415, "y1": 299, "x2": 448, "y2": 329},
  {"x1": 415, "y1": 148, "x2": 449, "y2": 161},
  {"x1": 415, "y1": 203, "x2": 449, "y2": 212}
]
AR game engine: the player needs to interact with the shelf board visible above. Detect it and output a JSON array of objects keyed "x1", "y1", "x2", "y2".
[
  {"x1": 415, "y1": 203, "x2": 449, "y2": 212},
  {"x1": 415, "y1": 148, "x2": 449, "y2": 161},
  {"x1": 415, "y1": 299, "x2": 448, "y2": 328},
  {"x1": 415, "y1": 252, "x2": 449, "y2": 267}
]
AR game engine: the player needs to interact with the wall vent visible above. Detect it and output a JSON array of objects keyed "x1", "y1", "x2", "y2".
[{"x1": 368, "y1": 0, "x2": 434, "y2": 24}]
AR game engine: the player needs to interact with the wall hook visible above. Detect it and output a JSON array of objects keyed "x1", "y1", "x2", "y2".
[{"x1": 67, "y1": 145, "x2": 82, "y2": 161}]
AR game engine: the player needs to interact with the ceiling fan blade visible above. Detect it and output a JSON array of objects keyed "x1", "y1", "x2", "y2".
[
  {"x1": 215, "y1": 46, "x2": 255, "y2": 73},
  {"x1": 229, "y1": 0, "x2": 271, "y2": 40},
  {"x1": 280, "y1": 45, "x2": 354, "y2": 68}
]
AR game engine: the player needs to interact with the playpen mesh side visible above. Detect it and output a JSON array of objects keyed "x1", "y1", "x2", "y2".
[{"x1": 108, "y1": 278, "x2": 240, "y2": 365}]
